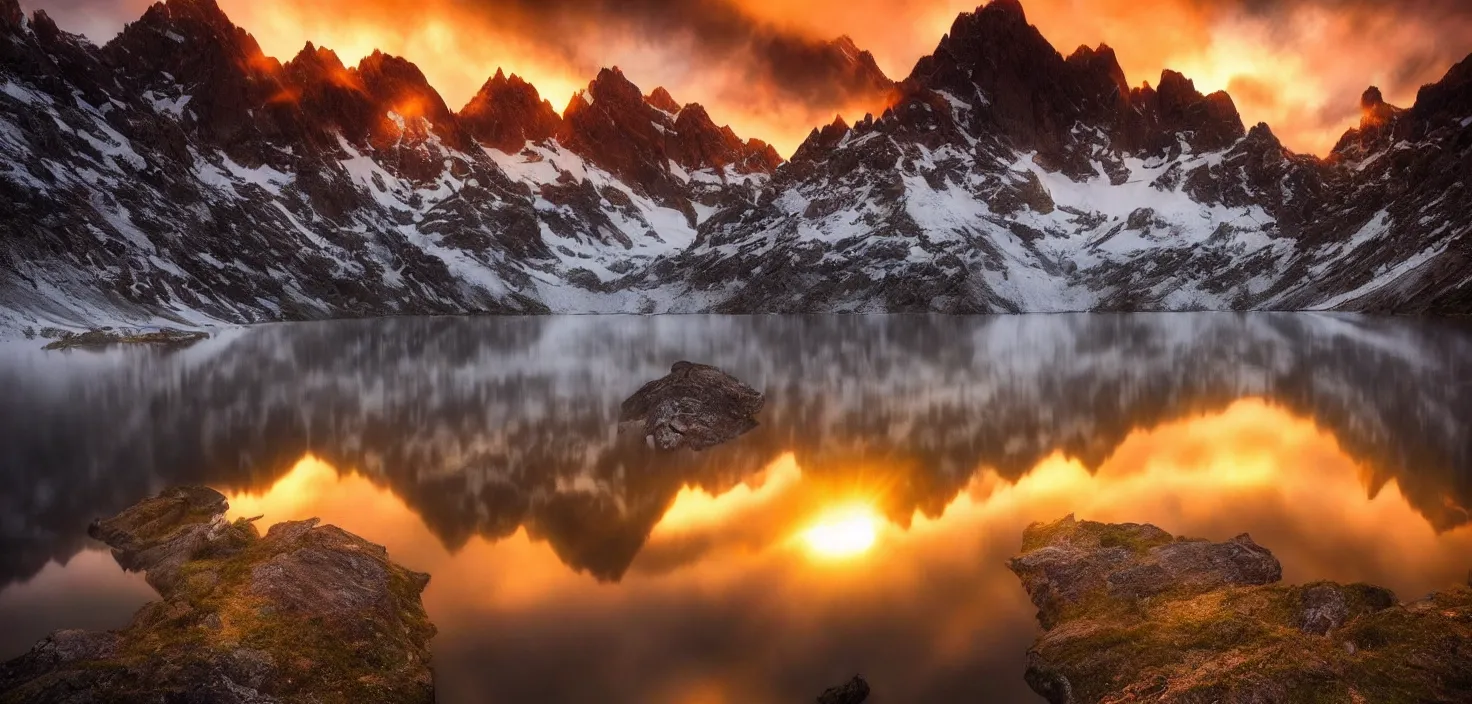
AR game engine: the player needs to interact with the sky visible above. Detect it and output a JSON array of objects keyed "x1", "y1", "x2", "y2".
[{"x1": 21, "y1": 0, "x2": 1472, "y2": 157}]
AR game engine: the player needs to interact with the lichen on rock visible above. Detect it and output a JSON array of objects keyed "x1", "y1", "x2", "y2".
[
  {"x1": 1010, "y1": 515, "x2": 1472, "y2": 704},
  {"x1": 619, "y1": 361, "x2": 764, "y2": 451},
  {"x1": 1, "y1": 486, "x2": 435, "y2": 704}
]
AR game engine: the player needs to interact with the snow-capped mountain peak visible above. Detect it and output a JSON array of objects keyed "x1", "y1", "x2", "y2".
[{"x1": 1, "y1": 0, "x2": 1471, "y2": 332}]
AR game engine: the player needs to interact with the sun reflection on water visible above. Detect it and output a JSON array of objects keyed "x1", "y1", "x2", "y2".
[
  {"x1": 196, "y1": 398, "x2": 1472, "y2": 702},
  {"x1": 801, "y1": 505, "x2": 880, "y2": 559}
]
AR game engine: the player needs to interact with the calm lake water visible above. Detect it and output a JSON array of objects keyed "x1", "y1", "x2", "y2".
[{"x1": 1, "y1": 314, "x2": 1470, "y2": 703}]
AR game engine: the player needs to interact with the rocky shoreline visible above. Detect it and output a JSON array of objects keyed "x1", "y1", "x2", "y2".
[
  {"x1": 0, "y1": 487, "x2": 435, "y2": 704},
  {"x1": 39, "y1": 327, "x2": 210, "y2": 351},
  {"x1": 1010, "y1": 516, "x2": 1472, "y2": 703},
  {"x1": 5, "y1": 489, "x2": 1468, "y2": 703}
]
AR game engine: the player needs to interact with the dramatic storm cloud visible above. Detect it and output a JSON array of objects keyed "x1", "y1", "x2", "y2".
[{"x1": 19, "y1": 0, "x2": 1472, "y2": 155}]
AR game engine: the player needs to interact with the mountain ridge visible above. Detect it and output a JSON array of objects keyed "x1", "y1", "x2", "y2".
[{"x1": 1, "y1": 0, "x2": 1470, "y2": 331}]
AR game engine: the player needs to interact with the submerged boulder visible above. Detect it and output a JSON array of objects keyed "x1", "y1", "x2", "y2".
[
  {"x1": 1010, "y1": 515, "x2": 1472, "y2": 704},
  {"x1": 619, "y1": 361, "x2": 764, "y2": 451},
  {"x1": 1, "y1": 486, "x2": 435, "y2": 704}
]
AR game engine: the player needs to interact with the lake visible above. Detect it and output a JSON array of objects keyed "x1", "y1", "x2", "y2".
[{"x1": 1, "y1": 313, "x2": 1469, "y2": 702}]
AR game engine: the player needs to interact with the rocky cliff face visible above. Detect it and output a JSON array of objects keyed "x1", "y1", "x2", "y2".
[{"x1": 1, "y1": 0, "x2": 1470, "y2": 329}]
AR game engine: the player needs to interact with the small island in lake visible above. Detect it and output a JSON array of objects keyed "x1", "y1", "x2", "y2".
[{"x1": 619, "y1": 361, "x2": 765, "y2": 451}]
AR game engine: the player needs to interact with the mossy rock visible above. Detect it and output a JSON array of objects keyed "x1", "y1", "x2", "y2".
[
  {"x1": 1012, "y1": 516, "x2": 1472, "y2": 703},
  {"x1": 1, "y1": 487, "x2": 436, "y2": 703}
]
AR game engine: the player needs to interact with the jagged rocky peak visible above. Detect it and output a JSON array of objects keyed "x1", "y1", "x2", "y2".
[
  {"x1": 1360, "y1": 85, "x2": 1396, "y2": 122},
  {"x1": 670, "y1": 102, "x2": 783, "y2": 173},
  {"x1": 556, "y1": 65, "x2": 781, "y2": 204},
  {"x1": 355, "y1": 49, "x2": 472, "y2": 150},
  {"x1": 792, "y1": 114, "x2": 853, "y2": 162},
  {"x1": 280, "y1": 42, "x2": 473, "y2": 153},
  {"x1": 1242, "y1": 121, "x2": 1287, "y2": 151},
  {"x1": 887, "y1": 0, "x2": 1250, "y2": 165},
  {"x1": 820, "y1": 34, "x2": 895, "y2": 96},
  {"x1": 278, "y1": 42, "x2": 387, "y2": 149},
  {"x1": 984, "y1": 0, "x2": 1027, "y2": 19},
  {"x1": 459, "y1": 68, "x2": 563, "y2": 153},
  {"x1": 100, "y1": 0, "x2": 291, "y2": 148},
  {"x1": 128, "y1": 0, "x2": 242, "y2": 35},
  {"x1": 285, "y1": 41, "x2": 354, "y2": 84},
  {"x1": 107, "y1": 0, "x2": 267, "y2": 67},
  {"x1": 1331, "y1": 85, "x2": 1408, "y2": 159},
  {"x1": 556, "y1": 66, "x2": 687, "y2": 203},
  {"x1": 1410, "y1": 52, "x2": 1472, "y2": 124},
  {"x1": 1132, "y1": 69, "x2": 1246, "y2": 153},
  {"x1": 908, "y1": 0, "x2": 1132, "y2": 153},
  {"x1": 830, "y1": 34, "x2": 864, "y2": 57},
  {"x1": 570, "y1": 65, "x2": 647, "y2": 111},
  {"x1": 1066, "y1": 43, "x2": 1130, "y2": 100},
  {"x1": 2, "y1": 0, "x2": 24, "y2": 29},
  {"x1": 645, "y1": 86, "x2": 682, "y2": 114}
]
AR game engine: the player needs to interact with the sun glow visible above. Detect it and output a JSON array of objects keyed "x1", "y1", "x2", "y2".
[{"x1": 801, "y1": 504, "x2": 880, "y2": 559}]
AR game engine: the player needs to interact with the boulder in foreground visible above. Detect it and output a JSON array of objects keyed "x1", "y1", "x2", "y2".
[
  {"x1": 1009, "y1": 515, "x2": 1472, "y2": 703},
  {"x1": 620, "y1": 361, "x2": 764, "y2": 451},
  {"x1": 0, "y1": 486, "x2": 435, "y2": 704}
]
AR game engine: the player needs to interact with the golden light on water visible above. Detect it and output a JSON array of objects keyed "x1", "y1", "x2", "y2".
[
  {"x1": 801, "y1": 505, "x2": 880, "y2": 559},
  {"x1": 140, "y1": 397, "x2": 1472, "y2": 702}
]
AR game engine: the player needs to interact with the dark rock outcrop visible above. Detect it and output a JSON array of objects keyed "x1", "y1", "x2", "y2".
[
  {"x1": 815, "y1": 675, "x2": 870, "y2": 704},
  {"x1": 1010, "y1": 516, "x2": 1472, "y2": 704},
  {"x1": 0, "y1": 486, "x2": 435, "y2": 704},
  {"x1": 619, "y1": 361, "x2": 764, "y2": 450}
]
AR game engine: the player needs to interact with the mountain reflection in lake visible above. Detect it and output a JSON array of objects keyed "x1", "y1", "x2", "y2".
[{"x1": 2, "y1": 314, "x2": 1470, "y2": 703}]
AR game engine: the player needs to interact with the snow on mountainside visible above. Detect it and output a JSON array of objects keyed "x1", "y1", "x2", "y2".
[
  {"x1": 0, "y1": 0, "x2": 789, "y2": 331},
  {"x1": 661, "y1": 0, "x2": 1472, "y2": 313},
  {"x1": 1, "y1": 0, "x2": 1471, "y2": 331}
]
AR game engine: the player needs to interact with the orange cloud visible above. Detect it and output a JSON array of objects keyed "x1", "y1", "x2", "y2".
[
  {"x1": 26, "y1": 0, "x2": 1472, "y2": 156},
  {"x1": 733, "y1": 0, "x2": 1471, "y2": 154}
]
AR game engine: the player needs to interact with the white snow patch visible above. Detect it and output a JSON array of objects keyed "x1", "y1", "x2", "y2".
[
  {"x1": 147, "y1": 92, "x2": 193, "y2": 118},
  {"x1": 0, "y1": 80, "x2": 51, "y2": 106}
]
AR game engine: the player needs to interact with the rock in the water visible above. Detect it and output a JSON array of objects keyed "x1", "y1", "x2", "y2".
[
  {"x1": 619, "y1": 361, "x2": 764, "y2": 451},
  {"x1": 816, "y1": 675, "x2": 870, "y2": 704},
  {"x1": 43, "y1": 328, "x2": 209, "y2": 350},
  {"x1": 85, "y1": 485, "x2": 231, "y2": 593},
  {"x1": 1, "y1": 486, "x2": 435, "y2": 704},
  {"x1": 1010, "y1": 515, "x2": 1472, "y2": 704},
  {"x1": 1008, "y1": 515, "x2": 1281, "y2": 628}
]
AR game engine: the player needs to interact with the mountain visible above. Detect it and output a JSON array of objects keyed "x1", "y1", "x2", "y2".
[
  {"x1": 669, "y1": 0, "x2": 1472, "y2": 312},
  {"x1": 0, "y1": 0, "x2": 1470, "y2": 331},
  {"x1": 0, "y1": 0, "x2": 786, "y2": 329}
]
